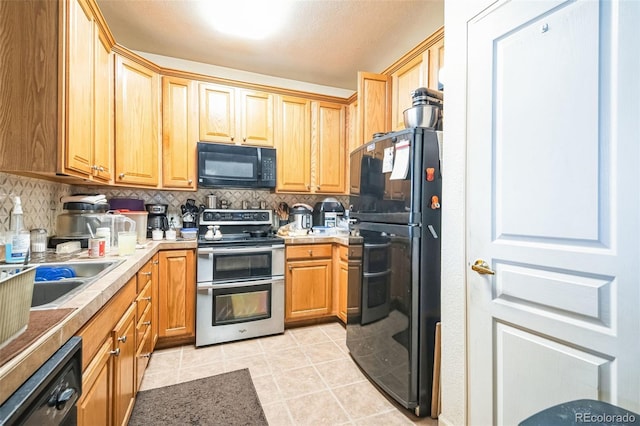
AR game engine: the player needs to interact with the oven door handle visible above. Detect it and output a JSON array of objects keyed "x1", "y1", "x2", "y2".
[
  {"x1": 197, "y1": 277, "x2": 284, "y2": 290},
  {"x1": 199, "y1": 244, "x2": 284, "y2": 254},
  {"x1": 363, "y1": 270, "x2": 392, "y2": 278}
]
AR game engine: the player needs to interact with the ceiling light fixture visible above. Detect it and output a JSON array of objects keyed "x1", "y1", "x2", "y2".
[{"x1": 202, "y1": 0, "x2": 292, "y2": 40}]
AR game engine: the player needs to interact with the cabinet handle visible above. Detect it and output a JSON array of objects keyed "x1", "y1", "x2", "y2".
[
  {"x1": 141, "y1": 271, "x2": 151, "y2": 276},
  {"x1": 188, "y1": 179, "x2": 193, "y2": 184},
  {"x1": 90, "y1": 165, "x2": 97, "y2": 171},
  {"x1": 308, "y1": 250, "x2": 313, "y2": 257},
  {"x1": 142, "y1": 321, "x2": 151, "y2": 326},
  {"x1": 317, "y1": 186, "x2": 321, "y2": 190},
  {"x1": 143, "y1": 296, "x2": 152, "y2": 302},
  {"x1": 230, "y1": 136, "x2": 235, "y2": 142},
  {"x1": 117, "y1": 335, "x2": 127, "y2": 343},
  {"x1": 110, "y1": 348, "x2": 120, "y2": 356},
  {"x1": 306, "y1": 184, "x2": 310, "y2": 190},
  {"x1": 139, "y1": 353, "x2": 152, "y2": 359},
  {"x1": 152, "y1": 260, "x2": 159, "y2": 265},
  {"x1": 118, "y1": 173, "x2": 125, "y2": 179},
  {"x1": 98, "y1": 166, "x2": 105, "y2": 172},
  {"x1": 243, "y1": 137, "x2": 247, "y2": 142},
  {"x1": 288, "y1": 265, "x2": 292, "y2": 271}
]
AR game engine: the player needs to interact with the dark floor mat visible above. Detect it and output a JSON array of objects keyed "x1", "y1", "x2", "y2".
[{"x1": 128, "y1": 368, "x2": 268, "y2": 426}]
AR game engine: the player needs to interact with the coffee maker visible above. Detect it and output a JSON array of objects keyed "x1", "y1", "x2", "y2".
[{"x1": 145, "y1": 204, "x2": 169, "y2": 237}]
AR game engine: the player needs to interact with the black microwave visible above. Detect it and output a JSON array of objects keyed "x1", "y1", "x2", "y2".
[{"x1": 197, "y1": 142, "x2": 277, "y2": 189}]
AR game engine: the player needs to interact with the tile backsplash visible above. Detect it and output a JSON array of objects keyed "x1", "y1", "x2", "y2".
[
  {"x1": 0, "y1": 171, "x2": 348, "y2": 236},
  {"x1": 0, "y1": 172, "x2": 74, "y2": 235}
]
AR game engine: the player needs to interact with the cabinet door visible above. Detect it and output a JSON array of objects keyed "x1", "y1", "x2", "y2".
[
  {"x1": 199, "y1": 83, "x2": 235, "y2": 143},
  {"x1": 112, "y1": 302, "x2": 136, "y2": 426},
  {"x1": 391, "y1": 55, "x2": 426, "y2": 131},
  {"x1": 313, "y1": 101, "x2": 346, "y2": 194},
  {"x1": 115, "y1": 55, "x2": 159, "y2": 186},
  {"x1": 238, "y1": 89, "x2": 274, "y2": 146},
  {"x1": 162, "y1": 76, "x2": 196, "y2": 189},
  {"x1": 158, "y1": 249, "x2": 195, "y2": 339},
  {"x1": 77, "y1": 338, "x2": 113, "y2": 426},
  {"x1": 93, "y1": 28, "x2": 114, "y2": 182},
  {"x1": 275, "y1": 95, "x2": 311, "y2": 192},
  {"x1": 151, "y1": 254, "x2": 159, "y2": 349},
  {"x1": 357, "y1": 72, "x2": 390, "y2": 145},
  {"x1": 338, "y1": 259, "x2": 348, "y2": 323},
  {"x1": 65, "y1": 0, "x2": 94, "y2": 177},
  {"x1": 286, "y1": 258, "x2": 332, "y2": 321},
  {"x1": 427, "y1": 37, "x2": 445, "y2": 91}
]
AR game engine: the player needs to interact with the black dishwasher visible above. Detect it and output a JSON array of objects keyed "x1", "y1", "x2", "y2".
[{"x1": 0, "y1": 336, "x2": 82, "y2": 425}]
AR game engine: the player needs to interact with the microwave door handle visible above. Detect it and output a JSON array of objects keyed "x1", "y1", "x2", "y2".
[{"x1": 257, "y1": 147, "x2": 262, "y2": 179}]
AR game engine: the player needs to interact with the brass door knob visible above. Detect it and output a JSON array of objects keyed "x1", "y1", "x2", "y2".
[{"x1": 471, "y1": 259, "x2": 495, "y2": 275}]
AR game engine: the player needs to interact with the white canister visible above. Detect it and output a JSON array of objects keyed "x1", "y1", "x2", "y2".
[
  {"x1": 165, "y1": 229, "x2": 177, "y2": 241},
  {"x1": 95, "y1": 227, "x2": 111, "y2": 253},
  {"x1": 152, "y1": 229, "x2": 164, "y2": 241}
]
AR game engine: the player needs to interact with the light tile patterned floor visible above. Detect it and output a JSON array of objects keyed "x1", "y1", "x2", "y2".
[{"x1": 140, "y1": 322, "x2": 438, "y2": 426}]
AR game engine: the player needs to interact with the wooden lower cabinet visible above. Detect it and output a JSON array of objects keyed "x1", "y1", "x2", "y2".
[
  {"x1": 285, "y1": 244, "x2": 332, "y2": 322},
  {"x1": 77, "y1": 255, "x2": 160, "y2": 426},
  {"x1": 112, "y1": 303, "x2": 137, "y2": 426},
  {"x1": 77, "y1": 339, "x2": 113, "y2": 426},
  {"x1": 158, "y1": 249, "x2": 195, "y2": 344}
]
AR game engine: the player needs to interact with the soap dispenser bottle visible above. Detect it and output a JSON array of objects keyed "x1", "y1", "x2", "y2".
[{"x1": 5, "y1": 196, "x2": 30, "y2": 263}]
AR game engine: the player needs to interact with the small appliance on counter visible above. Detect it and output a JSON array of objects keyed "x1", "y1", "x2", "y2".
[
  {"x1": 289, "y1": 204, "x2": 313, "y2": 229},
  {"x1": 312, "y1": 197, "x2": 345, "y2": 227},
  {"x1": 49, "y1": 197, "x2": 109, "y2": 248},
  {"x1": 107, "y1": 197, "x2": 145, "y2": 212},
  {"x1": 181, "y1": 199, "x2": 203, "y2": 230},
  {"x1": 145, "y1": 203, "x2": 169, "y2": 238}
]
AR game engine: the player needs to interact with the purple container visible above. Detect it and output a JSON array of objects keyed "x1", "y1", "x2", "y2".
[{"x1": 108, "y1": 198, "x2": 145, "y2": 211}]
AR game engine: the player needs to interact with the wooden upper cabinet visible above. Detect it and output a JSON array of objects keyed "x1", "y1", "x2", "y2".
[
  {"x1": 199, "y1": 83, "x2": 235, "y2": 143},
  {"x1": 115, "y1": 55, "x2": 159, "y2": 187},
  {"x1": 199, "y1": 83, "x2": 274, "y2": 146},
  {"x1": 162, "y1": 76, "x2": 196, "y2": 189},
  {"x1": 357, "y1": 71, "x2": 390, "y2": 146},
  {"x1": 391, "y1": 55, "x2": 426, "y2": 131},
  {"x1": 92, "y1": 27, "x2": 114, "y2": 182},
  {"x1": 64, "y1": 0, "x2": 113, "y2": 182},
  {"x1": 238, "y1": 89, "x2": 274, "y2": 146},
  {"x1": 275, "y1": 95, "x2": 311, "y2": 192},
  {"x1": 313, "y1": 101, "x2": 346, "y2": 194},
  {"x1": 427, "y1": 37, "x2": 445, "y2": 91},
  {"x1": 65, "y1": 0, "x2": 94, "y2": 177}
]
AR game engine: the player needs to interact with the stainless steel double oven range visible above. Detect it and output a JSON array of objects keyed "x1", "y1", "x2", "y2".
[{"x1": 196, "y1": 209, "x2": 284, "y2": 347}]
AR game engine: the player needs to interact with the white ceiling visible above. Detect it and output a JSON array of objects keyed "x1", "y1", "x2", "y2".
[{"x1": 95, "y1": 0, "x2": 444, "y2": 92}]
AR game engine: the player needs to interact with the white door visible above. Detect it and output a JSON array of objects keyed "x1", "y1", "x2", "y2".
[{"x1": 467, "y1": 1, "x2": 640, "y2": 425}]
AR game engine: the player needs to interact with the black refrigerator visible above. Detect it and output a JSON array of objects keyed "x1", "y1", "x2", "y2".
[{"x1": 346, "y1": 127, "x2": 442, "y2": 417}]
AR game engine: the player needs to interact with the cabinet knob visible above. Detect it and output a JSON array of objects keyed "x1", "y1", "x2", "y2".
[
  {"x1": 90, "y1": 165, "x2": 97, "y2": 170},
  {"x1": 139, "y1": 353, "x2": 152, "y2": 359},
  {"x1": 141, "y1": 271, "x2": 151, "y2": 276},
  {"x1": 143, "y1": 296, "x2": 152, "y2": 302},
  {"x1": 98, "y1": 166, "x2": 105, "y2": 172},
  {"x1": 288, "y1": 265, "x2": 292, "y2": 271},
  {"x1": 308, "y1": 250, "x2": 313, "y2": 257},
  {"x1": 317, "y1": 186, "x2": 321, "y2": 190},
  {"x1": 306, "y1": 184, "x2": 310, "y2": 190},
  {"x1": 152, "y1": 260, "x2": 159, "y2": 265},
  {"x1": 110, "y1": 348, "x2": 120, "y2": 356},
  {"x1": 142, "y1": 321, "x2": 151, "y2": 326},
  {"x1": 188, "y1": 179, "x2": 193, "y2": 184},
  {"x1": 243, "y1": 137, "x2": 247, "y2": 142},
  {"x1": 118, "y1": 173, "x2": 125, "y2": 179},
  {"x1": 230, "y1": 136, "x2": 235, "y2": 142},
  {"x1": 117, "y1": 335, "x2": 127, "y2": 343}
]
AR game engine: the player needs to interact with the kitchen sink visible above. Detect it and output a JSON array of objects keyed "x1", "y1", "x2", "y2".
[{"x1": 30, "y1": 259, "x2": 124, "y2": 309}]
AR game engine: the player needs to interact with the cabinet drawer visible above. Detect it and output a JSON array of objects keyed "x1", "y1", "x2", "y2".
[
  {"x1": 287, "y1": 244, "x2": 332, "y2": 260},
  {"x1": 137, "y1": 261, "x2": 153, "y2": 293},
  {"x1": 136, "y1": 302, "x2": 152, "y2": 350},
  {"x1": 136, "y1": 281, "x2": 152, "y2": 320}
]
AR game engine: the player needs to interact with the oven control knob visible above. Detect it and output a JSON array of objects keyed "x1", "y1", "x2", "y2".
[{"x1": 213, "y1": 213, "x2": 222, "y2": 221}]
